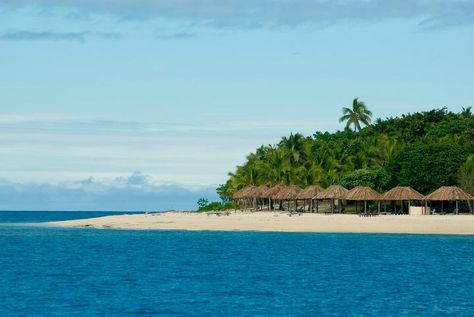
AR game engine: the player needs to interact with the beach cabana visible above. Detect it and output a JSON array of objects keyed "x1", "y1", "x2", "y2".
[
  {"x1": 273, "y1": 185, "x2": 303, "y2": 211},
  {"x1": 232, "y1": 185, "x2": 256, "y2": 210},
  {"x1": 344, "y1": 186, "x2": 383, "y2": 213},
  {"x1": 296, "y1": 185, "x2": 324, "y2": 212},
  {"x1": 382, "y1": 186, "x2": 424, "y2": 214},
  {"x1": 251, "y1": 185, "x2": 270, "y2": 210},
  {"x1": 262, "y1": 183, "x2": 287, "y2": 210},
  {"x1": 232, "y1": 185, "x2": 256, "y2": 200},
  {"x1": 424, "y1": 186, "x2": 473, "y2": 215},
  {"x1": 314, "y1": 185, "x2": 348, "y2": 213}
]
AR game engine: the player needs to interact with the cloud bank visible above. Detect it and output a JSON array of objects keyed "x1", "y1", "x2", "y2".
[
  {"x1": 3, "y1": 0, "x2": 474, "y2": 29},
  {"x1": 0, "y1": 113, "x2": 330, "y2": 209},
  {"x1": 0, "y1": 172, "x2": 218, "y2": 211}
]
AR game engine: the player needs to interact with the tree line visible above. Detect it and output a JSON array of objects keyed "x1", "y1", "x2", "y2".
[{"x1": 201, "y1": 101, "x2": 474, "y2": 210}]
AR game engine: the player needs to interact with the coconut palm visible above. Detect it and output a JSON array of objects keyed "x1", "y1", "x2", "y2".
[
  {"x1": 460, "y1": 106, "x2": 472, "y2": 119},
  {"x1": 279, "y1": 133, "x2": 307, "y2": 167},
  {"x1": 339, "y1": 98, "x2": 373, "y2": 132},
  {"x1": 262, "y1": 148, "x2": 288, "y2": 185}
]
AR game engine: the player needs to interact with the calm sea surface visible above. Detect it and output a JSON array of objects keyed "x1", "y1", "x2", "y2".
[{"x1": 1, "y1": 211, "x2": 474, "y2": 316}]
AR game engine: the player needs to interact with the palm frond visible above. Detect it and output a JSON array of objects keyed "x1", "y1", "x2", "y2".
[
  {"x1": 341, "y1": 107, "x2": 352, "y2": 115},
  {"x1": 339, "y1": 114, "x2": 351, "y2": 123}
]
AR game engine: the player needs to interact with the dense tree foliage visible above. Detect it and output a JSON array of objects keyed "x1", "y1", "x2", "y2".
[
  {"x1": 217, "y1": 107, "x2": 474, "y2": 200},
  {"x1": 339, "y1": 168, "x2": 389, "y2": 192},
  {"x1": 458, "y1": 155, "x2": 474, "y2": 195},
  {"x1": 386, "y1": 143, "x2": 469, "y2": 193}
]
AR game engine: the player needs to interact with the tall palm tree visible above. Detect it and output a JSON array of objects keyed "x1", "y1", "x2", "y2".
[
  {"x1": 279, "y1": 133, "x2": 307, "y2": 167},
  {"x1": 339, "y1": 98, "x2": 373, "y2": 132},
  {"x1": 265, "y1": 148, "x2": 290, "y2": 185}
]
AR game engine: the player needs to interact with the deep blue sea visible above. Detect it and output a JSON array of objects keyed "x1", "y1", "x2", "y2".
[{"x1": 1, "y1": 211, "x2": 474, "y2": 316}]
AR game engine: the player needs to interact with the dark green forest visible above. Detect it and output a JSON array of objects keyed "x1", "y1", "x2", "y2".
[{"x1": 215, "y1": 106, "x2": 474, "y2": 206}]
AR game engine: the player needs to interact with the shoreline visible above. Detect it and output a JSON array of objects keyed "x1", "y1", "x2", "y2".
[{"x1": 49, "y1": 212, "x2": 474, "y2": 235}]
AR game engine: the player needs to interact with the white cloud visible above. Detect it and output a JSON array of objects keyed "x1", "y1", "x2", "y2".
[{"x1": 0, "y1": 173, "x2": 219, "y2": 211}]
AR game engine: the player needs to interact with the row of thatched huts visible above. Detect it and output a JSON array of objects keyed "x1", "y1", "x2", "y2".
[{"x1": 232, "y1": 184, "x2": 474, "y2": 214}]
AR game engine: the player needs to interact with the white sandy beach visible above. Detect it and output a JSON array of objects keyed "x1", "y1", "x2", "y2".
[{"x1": 50, "y1": 212, "x2": 474, "y2": 235}]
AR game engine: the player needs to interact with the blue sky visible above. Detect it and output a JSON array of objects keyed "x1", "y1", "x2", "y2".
[{"x1": 0, "y1": 1, "x2": 473, "y2": 210}]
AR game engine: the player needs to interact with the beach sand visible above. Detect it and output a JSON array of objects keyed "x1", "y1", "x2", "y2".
[{"x1": 50, "y1": 212, "x2": 474, "y2": 235}]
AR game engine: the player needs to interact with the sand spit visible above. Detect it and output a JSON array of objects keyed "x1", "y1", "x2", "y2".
[{"x1": 49, "y1": 212, "x2": 474, "y2": 235}]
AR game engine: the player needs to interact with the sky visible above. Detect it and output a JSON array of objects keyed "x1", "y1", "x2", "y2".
[{"x1": 0, "y1": 0, "x2": 473, "y2": 210}]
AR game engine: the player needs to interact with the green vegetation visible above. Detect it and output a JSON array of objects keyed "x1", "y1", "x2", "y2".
[
  {"x1": 197, "y1": 198, "x2": 234, "y2": 212},
  {"x1": 216, "y1": 104, "x2": 473, "y2": 202},
  {"x1": 339, "y1": 98, "x2": 373, "y2": 132},
  {"x1": 458, "y1": 155, "x2": 474, "y2": 195},
  {"x1": 339, "y1": 168, "x2": 389, "y2": 192},
  {"x1": 386, "y1": 143, "x2": 469, "y2": 193}
]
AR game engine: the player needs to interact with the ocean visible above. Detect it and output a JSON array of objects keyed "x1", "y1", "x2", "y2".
[{"x1": 1, "y1": 211, "x2": 473, "y2": 316}]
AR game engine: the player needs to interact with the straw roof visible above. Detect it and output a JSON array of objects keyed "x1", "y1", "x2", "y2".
[
  {"x1": 344, "y1": 186, "x2": 383, "y2": 201},
  {"x1": 232, "y1": 185, "x2": 256, "y2": 200},
  {"x1": 262, "y1": 183, "x2": 286, "y2": 199},
  {"x1": 424, "y1": 186, "x2": 473, "y2": 201},
  {"x1": 250, "y1": 185, "x2": 270, "y2": 198},
  {"x1": 297, "y1": 185, "x2": 325, "y2": 199},
  {"x1": 315, "y1": 185, "x2": 348, "y2": 200},
  {"x1": 273, "y1": 185, "x2": 303, "y2": 200},
  {"x1": 382, "y1": 186, "x2": 424, "y2": 201}
]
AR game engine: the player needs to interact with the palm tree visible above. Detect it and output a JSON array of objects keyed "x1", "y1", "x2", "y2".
[
  {"x1": 339, "y1": 98, "x2": 373, "y2": 132},
  {"x1": 460, "y1": 106, "x2": 472, "y2": 119},
  {"x1": 264, "y1": 148, "x2": 290, "y2": 185},
  {"x1": 279, "y1": 133, "x2": 307, "y2": 167}
]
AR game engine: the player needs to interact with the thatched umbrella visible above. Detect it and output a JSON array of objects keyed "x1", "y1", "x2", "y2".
[
  {"x1": 382, "y1": 186, "x2": 424, "y2": 214},
  {"x1": 424, "y1": 186, "x2": 473, "y2": 214},
  {"x1": 296, "y1": 185, "x2": 324, "y2": 212},
  {"x1": 253, "y1": 185, "x2": 270, "y2": 198},
  {"x1": 251, "y1": 185, "x2": 270, "y2": 210},
  {"x1": 263, "y1": 183, "x2": 286, "y2": 198},
  {"x1": 314, "y1": 185, "x2": 349, "y2": 213},
  {"x1": 262, "y1": 183, "x2": 286, "y2": 210},
  {"x1": 232, "y1": 185, "x2": 256, "y2": 200},
  {"x1": 344, "y1": 186, "x2": 383, "y2": 213},
  {"x1": 232, "y1": 185, "x2": 256, "y2": 210},
  {"x1": 273, "y1": 185, "x2": 303, "y2": 211}
]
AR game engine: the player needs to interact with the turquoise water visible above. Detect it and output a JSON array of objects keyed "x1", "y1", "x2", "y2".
[{"x1": 1, "y1": 211, "x2": 474, "y2": 316}]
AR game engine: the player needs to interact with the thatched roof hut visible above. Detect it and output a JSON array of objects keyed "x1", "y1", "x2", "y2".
[
  {"x1": 344, "y1": 186, "x2": 383, "y2": 201},
  {"x1": 262, "y1": 183, "x2": 286, "y2": 199},
  {"x1": 273, "y1": 185, "x2": 303, "y2": 200},
  {"x1": 251, "y1": 185, "x2": 270, "y2": 199},
  {"x1": 425, "y1": 186, "x2": 473, "y2": 201},
  {"x1": 297, "y1": 185, "x2": 324, "y2": 200},
  {"x1": 315, "y1": 185, "x2": 348, "y2": 200},
  {"x1": 382, "y1": 186, "x2": 424, "y2": 201},
  {"x1": 232, "y1": 185, "x2": 256, "y2": 200}
]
